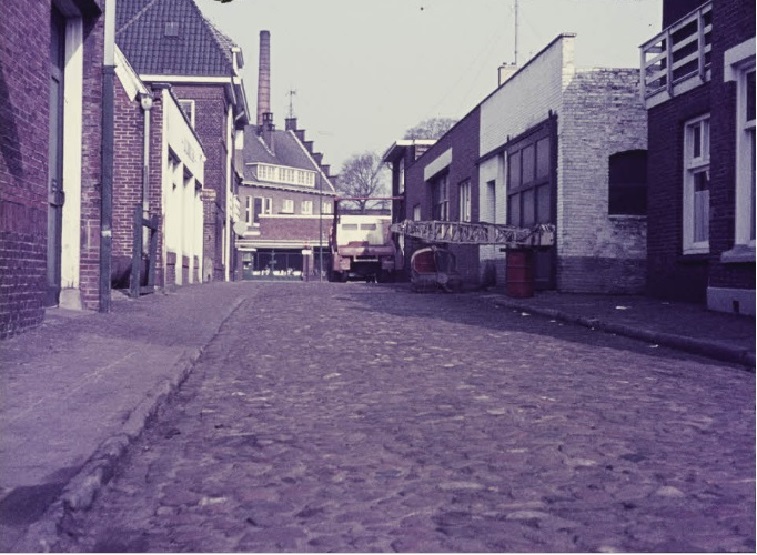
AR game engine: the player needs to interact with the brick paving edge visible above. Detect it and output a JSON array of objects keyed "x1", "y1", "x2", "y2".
[
  {"x1": 11, "y1": 296, "x2": 247, "y2": 553},
  {"x1": 488, "y1": 297, "x2": 756, "y2": 371}
]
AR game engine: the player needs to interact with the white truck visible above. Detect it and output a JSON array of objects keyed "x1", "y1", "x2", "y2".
[{"x1": 330, "y1": 213, "x2": 403, "y2": 282}]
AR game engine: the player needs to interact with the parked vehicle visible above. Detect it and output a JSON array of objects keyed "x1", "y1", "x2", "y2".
[{"x1": 330, "y1": 212, "x2": 403, "y2": 282}]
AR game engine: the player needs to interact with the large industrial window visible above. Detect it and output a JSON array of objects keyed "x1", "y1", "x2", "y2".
[
  {"x1": 432, "y1": 173, "x2": 449, "y2": 220},
  {"x1": 459, "y1": 180, "x2": 471, "y2": 222},
  {"x1": 608, "y1": 150, "x2": 648, "y2": 215},
  {"x1": 683, "y1": 115, "x2": 710, "y2": 254}
]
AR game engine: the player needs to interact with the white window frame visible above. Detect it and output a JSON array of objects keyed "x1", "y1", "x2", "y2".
[
  {"x1": 734, "y1": 64, "x2": 756, "y2": 247},
  {"x1": 322, "y1": 201, "x2": 333, "y2": 214},
  {"x1": 301, "y1": 200, "x2": 313, "y2": 215},
  {"x1": 459, "y1": 180, "x2": 471, "y2": 222},
  {"x1": 413, "y1": 203, "x2": 421, "y2": 221},
  {"x1": 281, "y1": 199, "x2": 294, "y2": 213},
  {"x1": 263, "y1": 197, "x2": 272, "y2": 215},
  {"x1": 178, "y1": 99, "x2": 195, "y2": 128},
  {"x1": 244, "y1": 195, "x2": 252, "y2": 224},
  {"x1": 398, "y1": 158, "x2": 405, "y2": 194},
  {"x1": 683, "y1": 114, "x2": 710, "y2": 254}
]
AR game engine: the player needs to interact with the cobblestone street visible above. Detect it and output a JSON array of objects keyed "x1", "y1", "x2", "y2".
[{"x1": 55, "y1": 283, "x2": 755, "y2": 553}]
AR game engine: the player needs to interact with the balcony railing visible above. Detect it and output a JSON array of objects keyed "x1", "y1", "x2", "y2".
[{"x1": 640, "y1": 1, "x2": 712, "y2": 108}]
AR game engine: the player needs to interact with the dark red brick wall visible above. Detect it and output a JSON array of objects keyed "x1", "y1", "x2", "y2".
[
  {"x1": 112, "y1": 77, "x2": 142, "y2": 278},
  {"x1": 78, "y1": 2, "x2": 105, "y2": 311},
  {"x1": 707, "y1": 0, "x2": 756, "y2": 291},
  {"x1": 172, "y1": 84, "x2": 228, "y2": 281},
  {"x1": 646, "y1": 85, "x2": 710, "y2": 302},
  {"x1": 663, "y1": 0, "x2": 705, "y2": 26},
  {"x1": 403, "y1": 107, "x2": 481, "y2": 283},
  {"x1": 0, "y1": 0, "x2": 50, "y2": 337}
]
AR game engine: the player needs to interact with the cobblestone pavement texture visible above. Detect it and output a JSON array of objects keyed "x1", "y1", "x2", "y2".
[{"x1": 42, "y1": 282, "x2": 755, "y2": 553}]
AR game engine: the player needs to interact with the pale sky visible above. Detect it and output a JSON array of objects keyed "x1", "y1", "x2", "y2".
[{"x1": 195, "y1": 0, "x2": 662, "y2": 173}]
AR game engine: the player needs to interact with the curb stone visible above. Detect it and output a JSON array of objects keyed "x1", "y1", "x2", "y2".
[
  {"x1": 488, "y1": 297, "x2": 755, "y2": 371},
  {"x1": 11, "y1": 296, "x2": 246, "y2": 553}
]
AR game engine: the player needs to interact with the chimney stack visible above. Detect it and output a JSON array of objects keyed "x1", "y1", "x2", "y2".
[
  {"x1": 257, "y1": 30, "x2": 271, "y2": 127},
  {"x1": 261, "y1": 111, "x2": 275, "y2": 153},
  {"x1": 498, "y1": 62, "x2": 518, "y2": 86},
  {"x1": 285, "y1": 117, "x2": 297, "y2": 131}
]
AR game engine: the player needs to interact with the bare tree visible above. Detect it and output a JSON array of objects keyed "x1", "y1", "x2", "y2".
[
  {"x1": 403, "y1": 117, "x2": 457, "y2": 140},
  {"x1": 335, "y1": 152, "x2": 389, "y2": 213}
]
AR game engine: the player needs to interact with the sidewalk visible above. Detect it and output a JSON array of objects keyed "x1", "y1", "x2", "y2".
[
  {"x1": 0, "y1": 282, "x2": 251, "y2": 552},
  {"x1": 1, "y1": 283, "x2": 753, "y2": 551},
  {"x1": 480, "y1": 290, "x2": 755, "y2": 368}
]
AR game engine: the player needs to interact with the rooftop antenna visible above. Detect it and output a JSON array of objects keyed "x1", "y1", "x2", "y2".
[
  {"x1": 514, "y1": 0, "x2": 519, "y2": 66},
  {"x1": 287, "y1": 88, "x2": 297, "y2": 118}
]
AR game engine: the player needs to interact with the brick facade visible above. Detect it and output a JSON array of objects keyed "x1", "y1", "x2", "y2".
[
  {"x1": 480, "y1": 34, "x2": 648, "y2": 294},
  {"x1": 402, "y1": 108, "x2": 482, "y2": 285},
  {"x1": 0, "y1": 0, "x2": 104, "y2": 338},
  {"x1": 645, "y1": 0, "x2": 755, "y2": 312}
]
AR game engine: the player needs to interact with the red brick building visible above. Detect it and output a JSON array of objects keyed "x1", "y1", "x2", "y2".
[
  {"x1": 1, "y1": 0, "x2": 106, "y2": 338},
  {"x1": 238, "y1": 117, "x2": 337, "y2": 280},
  {"x1": 641, "y1": 0, "x2": 755, "y2": 313},
  {"x1": 111, "y1": 46, "x2": 206, "y2": 291},
  {"x1": 115, "y1": 0, "x2": 250, "y2": 283}
]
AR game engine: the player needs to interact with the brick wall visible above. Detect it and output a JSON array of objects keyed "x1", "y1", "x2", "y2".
[
  {"x1": 558, "y1": 68, "x2": 648, "y2": 293},
  {"x1": 172, "y1": 84, "x2": 228, "y2": 281},
  {"x1": 706, "y1": 0, "x2": 756, "y2": 294},
  {"x1": 401, "y1": 107, "x2": 481, "y2": 285},
  {"x1": 111, "y1": 73, "x2": 143, "y2": 288},
  {"x1": 0, "y1": 0, "x2": 50, "y2": 337},
  {"x1": 646, "y1": 85, "x2": 710, "y2": 302}
]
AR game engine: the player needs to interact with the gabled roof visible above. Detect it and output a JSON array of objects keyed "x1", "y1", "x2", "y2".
[
  {"x1": 242, "y1": 126, "x2": 336, "y2": 193},
  {"x1": 116, "y1": 0, "x2": 237, "y2": 77}
]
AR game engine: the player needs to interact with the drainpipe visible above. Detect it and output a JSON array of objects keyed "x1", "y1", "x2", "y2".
[
  {"x1": 99, "y1": 0, "x2": 116, "y2": 313},
  {"x1": 139, "y1": 93, "x2": 152, "y2": 219}
]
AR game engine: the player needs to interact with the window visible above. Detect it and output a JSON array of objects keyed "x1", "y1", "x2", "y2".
[
  {"x1": 245, "y1": 196, "x2": 252, "y2": 224},
  {"x1": 178, "y1": 99, "x2": 195, "y2": 128},
  {"x1": 683, "y1": 115, "x2": 710, "y2": 253},
  {"x1": 263, "y1": 197, "x2": 272, "y2": 214},
  {"x1": 253, "y1": 197, "x2": 262, "y2": 224},
  {"x1": 735, "y1": 67, "x2": 756, "y2": 246},
  {"x1": 459, "y1": 180, "x2": 472, "y2": 222},
  {"x1": 322, "y1": 201, "x2": 333, "y2": 214},
  {"x1": 432, "y1": 174, "x2": 449, "y2": 220},
  {"x1": 301, "y1": 200, "x2": 313, "y2": 214},
  {"x1": 413, "y1": 203, "x2": 421, "y2": 221},
  {"x1": 281, "y1": 199, "x2": 294, "y2": 213},
  {"x1": 608, "y1": 150, "x2": 648, "y2": 215},
  {"x1": 398, "y1": 158, "x2": 405, "y2": 194},
  {"x1": 360, "y1": 223, "x2": 377, "y2": 230}
]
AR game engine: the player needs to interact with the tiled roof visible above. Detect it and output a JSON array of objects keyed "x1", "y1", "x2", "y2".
[
  {"x1": 242, "y1": 126, "x2": 335, "y2": 193},
  {"x1": 116, "y1": 0, "x2": 237, "y2": 77}
]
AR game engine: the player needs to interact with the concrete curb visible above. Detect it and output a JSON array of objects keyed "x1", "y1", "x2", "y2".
[
  {"x1": 12, "y1": 296, "x2": 246, "y2": 553},
  {"x1": 490, "y1": 297, "x2": 756, "y2": 370}
]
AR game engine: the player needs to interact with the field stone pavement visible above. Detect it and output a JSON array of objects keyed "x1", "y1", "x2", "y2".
[{"x1": 55, "y1": 283, "x2": 755, "y2": 552}]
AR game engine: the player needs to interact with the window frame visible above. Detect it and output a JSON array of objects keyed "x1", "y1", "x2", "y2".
[
  {"x1": 459, "y1": 179, "x2": 472, "y2": 222},
  {"x1": 682, "y1": 114, "x2": 710, "y2": 254},
  {"x1": 281, "y1": 199, "x2": 294, "y2": 214},
  {"x1": 177, "y1": 99, "x2": 195, "y2": 128},
  {"x1": 301, "y1": 200, "x2": 313, "y2": 215},
  {"x1": 432, "y1": 173, "x2": 449, "y2": 221},
  {"x1": 735, "y1": 65, "x2": 756, "y2": 247}
]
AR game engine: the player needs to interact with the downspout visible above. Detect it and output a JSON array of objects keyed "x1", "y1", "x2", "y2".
[
  {"x1": 139, "y1": 93, "x2": 152, "y2": 222},
  {"x1": 99, "y1": 0, "x2": 116, "y2": 312}
]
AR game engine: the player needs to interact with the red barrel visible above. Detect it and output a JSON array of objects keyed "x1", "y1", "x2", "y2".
[{"x1": 506, "y1": 250, "x2": 534, "y2": 298}]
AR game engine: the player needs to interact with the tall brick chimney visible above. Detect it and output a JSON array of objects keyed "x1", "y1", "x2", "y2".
[{"x1": 257, "y1": 30, "x2": 271, "y2": 128}]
